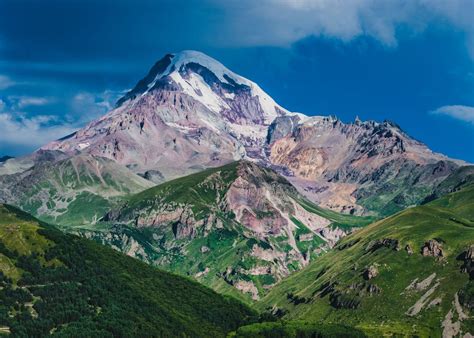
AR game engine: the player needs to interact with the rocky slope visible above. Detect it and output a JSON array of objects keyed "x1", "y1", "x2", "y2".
[
  {"x1": 267, "y1": 115, "x2": 465, "y2": 216},
  {"x1": 257, "y1": 182, "x2": 474, "y2": 336},
  {"x1": 42, "y1": 50, "x2": 289, "y2": 181},
  {"x1": 78, "y1": 161, "x2": 373, "y2": 302},
  {"x1": 35, "y1": 50, "x2": 465, "y2": 218},
  {"x1": 0, "y1": 152, "x2": 153, "y2": 226}
]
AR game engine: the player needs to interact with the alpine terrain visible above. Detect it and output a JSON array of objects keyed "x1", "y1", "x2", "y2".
[
  {"x1": 0, "y1": 50, "x2": 472, "y2": 337},
  {"x1": 28, "y1": 50, "x2": 465, "y2": 218},
  {"x1": 81, "y1": 160, "x2": 373, "y2": 301},
  {"x1": 255, "y1": 178, "x2": 474, "y2": 336},
  {"x1": 0, "y1": 204, "x2": 255, "y2": 337}
]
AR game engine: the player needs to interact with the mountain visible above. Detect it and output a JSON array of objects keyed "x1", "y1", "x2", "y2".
[
  {"x1": 0, "y1": 203, "x2": 256, "y2": 336},
  {"x1": 256, "y1": 182, "x2": 474, "y2": 336},
  {"x1": 78, "y1": 161, "x2": 373, "y2": 302},
  {"x1": 42, "y1": 50, "x2": 288, "y2": 182},
  {"x1": 0, "y1": 153, "x2": 153, "y2": 226},
  {"x1": 37, "y1": 50, "x2": 465, "y2": 218},
  {"x1": 422, "y1": 165, "x2": 474, "y2": 204},
  {"x1": 268, "y1": 116, "x2": 465, "y2": 216}
]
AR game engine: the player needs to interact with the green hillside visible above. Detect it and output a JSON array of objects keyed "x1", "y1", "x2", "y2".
[
  {"x1": 0, "y1": 154, "x2": 153, "y2": 227},
  {"x1": 0, "y1": 204, "x2": 256, "y2": 337},
  {"x1": 257, "y1": 184, "x2": 474, "y2": 337},
  {"x1": 78, "y1": 161, "x2": 373, "y2": 303}
]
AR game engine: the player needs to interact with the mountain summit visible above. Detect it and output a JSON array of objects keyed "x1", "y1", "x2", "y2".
[
  {"x1": 117, "y1": 50, "x2": 287, "y2": 123},
  {"x1": 42, "y1": 50, "x2": 292, "y2": 179},
  {"x1": 13, "y1": 50, "x2": 466, "y2": 217}
]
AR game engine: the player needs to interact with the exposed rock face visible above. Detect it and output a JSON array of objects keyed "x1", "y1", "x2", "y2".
[
  {"x1": 460, "y1": 245, "x2": 474, "y2": 278},
  {"x1": 329, "y1": 291, "x2": 361, "y2": 309},
  {"x1": 36, "y1": 50, "x2": 464, "y2": 217},
  {"x1": 0, "y1": 153, "x2": 153, "y2": 225},
  {"x1": 366, "y1": 284, "x2": 381, "y2": 295},
  {"x1": 91, "y1": 161, "x2": 359, "y2": 300},
  {"x1": 234, "y1": 280, "x2": 260, "y2": 301},
  {"x1": 421, "y1": 239, "x2": 444, "y2": 257},
  {"x1": 139, "y1": 169, "x2": 165, "y2": 183},
  {"x1": 95, "y1": 161, "x2": 360, "y2": 299},
  {"x1": 364, "y1": 265, "x2": 379, "y2": 280},
  {"x1": 366, "y1": 238, "x2": 400, "y2": 252},
  {"x1": 405, "y1": 273, "x2": 437, "y2": 292},
  {"x1": 349, "y1": 282, "x2": 381, "y2": 295},
  {"x1": 42, "y1": 51, "x2": 287, "y2": 181}
]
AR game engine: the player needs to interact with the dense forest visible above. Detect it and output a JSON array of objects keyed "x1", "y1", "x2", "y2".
[{"x1": 0, "y1": 204, "x2": 256, "y2": 337}]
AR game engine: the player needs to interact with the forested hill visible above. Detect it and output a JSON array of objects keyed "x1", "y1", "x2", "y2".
[{"x1": 0, "y1": 204, "x2": 256, "y2": 337}]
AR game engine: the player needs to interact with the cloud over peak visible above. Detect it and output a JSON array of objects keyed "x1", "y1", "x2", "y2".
[
  {"x1": 0, "y1": 113, "x2": 76, "y2": 150},
  {"x1": 218, "y1": 0, "x2": 474, "y2": 55},
  {"x1": 431, "y1": 105, "x2": 474, "y2": 124}
]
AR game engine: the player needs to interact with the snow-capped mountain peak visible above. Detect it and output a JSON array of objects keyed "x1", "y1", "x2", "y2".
[
  {"x1": 117, "y1": 50, "x2": 287, "y2": 124},
  {"x1": 40, "y1": 50, "x2": 464, "y2": 217},
  {"x1": 164, "y1": 50, "x2": 247, "y2": 85}
]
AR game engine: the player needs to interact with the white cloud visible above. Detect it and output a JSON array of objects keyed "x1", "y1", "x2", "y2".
[
  {"x1": 215, "y1": 0, "x2": 474, "y2": 56},
  {"x1": 0, "y1": 89, "x2": 123, "y2": 153},
  {"x1": 69, "y1": 90, "x2": 123, "y2": 123},
  {"x1": 0, "y1": 75, "x2": 15, "y2": 90},
  {"x1": 5, "y1": 95, "x2": 53, "y2": 109},
  {"x1": 0, "y1": 113, "x2": 77, "y2": 149},
  {"x1": 17, "y1": 96, "x2": 51, "y2": 108},
  {"x1": 431, "y1": 105, "x2": 474, "y2": 124}
]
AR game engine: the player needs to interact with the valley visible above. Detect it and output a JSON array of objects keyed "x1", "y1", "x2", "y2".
[{"x1": 0, "y1": 50, "x2": 472, "y2": 337}]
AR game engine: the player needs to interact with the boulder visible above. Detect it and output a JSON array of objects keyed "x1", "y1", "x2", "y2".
[
  {"x1": 461, "y1": 244, "x2": 474, "y2": 278},
  {"x1": 364, "y1": 265, "x2": 379, "y2": 280},
  {"x1": 421, "y1": 239, "x2": 444, "y2": 257},
  {"x1": 366, "y1": 284, "x2": 381, "y2": 295}
]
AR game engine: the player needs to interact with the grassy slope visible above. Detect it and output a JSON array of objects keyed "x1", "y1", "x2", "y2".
[
  {"x1": 296, "y1": 197, "x2": 375, "y2": 230},
  {"x1": 83, "y1": 161, "x2": 372, "y2": 303},
  {"x1": 125, "y1": 161, "x2": 239, "y2": 218},
  {"x1": 120, "y1": 161, "x2": 373, "y2": 226},
  {"x1": 0, "y1": 204, "x2": 256, "y2": 337},
  {"x1": 257, "y1": 184, "x2": 474, "y2": 336},
  {"x1": 14, "y1": 155, "x2": 152, "y2": 227}
]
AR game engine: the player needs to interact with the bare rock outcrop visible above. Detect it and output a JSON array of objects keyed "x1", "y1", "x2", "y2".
[
  {"x1": 366, "y1": 238, "x2": 400, "y2": 252},
  {"x1": 364, "y1": 265, "x2": 379, "y2": 280},
  {"x1": 421, "y1": 239, "x2": 444, "y2": 257},
  {"x1": 460, "y1": 244, "x2": 474, "y2": 278}
]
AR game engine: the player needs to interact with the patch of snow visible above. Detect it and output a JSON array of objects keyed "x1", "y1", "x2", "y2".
[
  {"x1": 169, "y1": 72, "x2": 228, "y2": 113},
  {"x1": 77, "y1": 142, "x2": 90, "y2": 150},
  {"x1": 148, "y1": 50, "x2": 291, "y2": 123},
  {"x1": 163, "y1": 122, "x2": 193, "y2": 134},
  {"x1": 167, "y1": 50, "x2": 245, "y2": 84},
  {"x1": 301, "y1": 116, "x2": 327, "y2": 126},
  {"x1": 227, "y1": 122, "x2": 268, "y2": 141}
]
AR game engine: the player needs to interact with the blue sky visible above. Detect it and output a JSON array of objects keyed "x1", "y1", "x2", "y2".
[{"x1": 0, "y1": 0, "x2": 473, "y2": 161}]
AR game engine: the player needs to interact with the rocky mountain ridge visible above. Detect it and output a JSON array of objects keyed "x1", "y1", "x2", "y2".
[
  {"x1": 257, "y1": 182, "x2": 474, "y2": 336},
  {"x1": 79, "y1": 161, "x2": 373, "y2": 301},
  {"x1": 0, "y1": 152, "x2": 153, "y2": 225},
  {"x1": 0, "y1": 50, "x2": 467, "y2": 221},
  {"x1": 36, "y1": 50, "x2": 464, "y2": 216}
]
